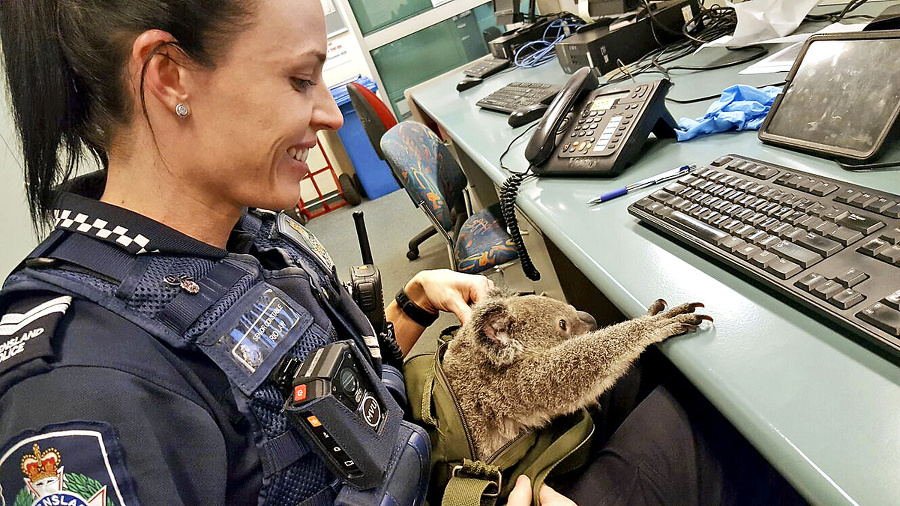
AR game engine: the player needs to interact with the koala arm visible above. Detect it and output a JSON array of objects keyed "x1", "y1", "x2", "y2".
[{"x1": 501, "y1": 301, "x2": 709, "y2": 419}]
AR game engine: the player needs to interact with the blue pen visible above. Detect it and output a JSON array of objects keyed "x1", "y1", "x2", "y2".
[{"x1": 588, "y1": 164, "x2": 696, "y2": 205}]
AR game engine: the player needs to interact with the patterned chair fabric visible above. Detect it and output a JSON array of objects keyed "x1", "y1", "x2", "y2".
[
  {"x1": 454, "y1": 203, "x2": 518, "y2": 274},
  {"x1": 381, "y1": 122, "x2": 518, "y2": 274},
  {"x1": 381, "y1": 122, "x2": 468, "y2": 232}
]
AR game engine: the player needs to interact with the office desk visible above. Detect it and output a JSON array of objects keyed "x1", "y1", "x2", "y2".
[{"x1": 407, "y1": 17, "x2": 900, "y2": 506}]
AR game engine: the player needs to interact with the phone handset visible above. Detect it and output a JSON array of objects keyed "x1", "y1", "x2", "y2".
[{"x1": 524, "y1": 67, "x2": 599, "y2": 167}]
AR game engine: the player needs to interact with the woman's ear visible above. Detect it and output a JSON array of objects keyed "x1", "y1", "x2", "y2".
[{"x1": 128, "y1": 30, "x2": 189, "y2": 116}]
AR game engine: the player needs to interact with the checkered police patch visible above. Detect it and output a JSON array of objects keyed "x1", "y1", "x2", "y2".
[
  {"x1": 53, "y1": 210, "x2": 153, "y2": 255},
  {"x1": 0, "y1": 422, "x2": 139, "y2": 506}
]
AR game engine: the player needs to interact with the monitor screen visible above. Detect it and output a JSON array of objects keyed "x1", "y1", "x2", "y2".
[{"x1": 761, "y1": 36, "x2": 900, "y2": 160}]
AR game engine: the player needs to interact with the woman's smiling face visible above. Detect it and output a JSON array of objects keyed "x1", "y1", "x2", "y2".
[{"x1": 182, "y1": 0, "x2": 343, "y2": 213}]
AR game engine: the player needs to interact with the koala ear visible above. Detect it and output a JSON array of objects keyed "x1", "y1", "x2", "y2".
[{"x1": 473, "y1": 301, "x2": 522, "y2": 367}]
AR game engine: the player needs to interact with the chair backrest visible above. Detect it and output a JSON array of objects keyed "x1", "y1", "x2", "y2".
[
  {"x1": 347, "y1": 82, "x2": 397, "y2": 160},
  {"x1": 380, "y1": 122, "x2": 468, "y2": 232}
]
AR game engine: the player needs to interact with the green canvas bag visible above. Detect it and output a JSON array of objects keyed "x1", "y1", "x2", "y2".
[{"x1": 405, "y1": 336, "x2": 595, "y2": 506}]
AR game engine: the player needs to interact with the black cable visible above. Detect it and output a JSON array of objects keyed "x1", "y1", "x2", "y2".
[
  {"x1": 497, "y1": 124, "x2": 540, "y2": 281},
  {"x1": 806, "y1": 0, "x2": 871, "y2": 23},
  {"x1": 500, "y1": 172, "x2": 541, "y2": 281},
  {"x1": 665, "y1": 81, "x2": 785, "y2": 104},
  {"x1": 837, "y1": 158, "x2": 900, "y2": 171}
]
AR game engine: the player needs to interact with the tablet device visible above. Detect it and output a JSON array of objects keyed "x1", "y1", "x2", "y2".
[{"x1": 758, "y1": 30, "x2": 900, "y2": 162}]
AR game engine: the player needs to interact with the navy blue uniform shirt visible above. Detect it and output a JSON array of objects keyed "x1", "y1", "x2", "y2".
[{"x1": 0, "y1": 177, "x2": 264, "y2": 505}]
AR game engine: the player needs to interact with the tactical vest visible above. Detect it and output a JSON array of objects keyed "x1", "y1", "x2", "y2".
[
  {"x1": 1, "y1": 210, "x2": 422, "y2": 505},
  {"x1": 404, "y1": 333, "x2": 595, "y2": 506}
]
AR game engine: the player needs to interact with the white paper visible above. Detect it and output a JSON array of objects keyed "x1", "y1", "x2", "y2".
[
  {"x1": 728, "y1": 0, "x2": 821, "y2": 47},
  {"x1": 738, "y1": 22, "x2": 867, "y2": 75}
]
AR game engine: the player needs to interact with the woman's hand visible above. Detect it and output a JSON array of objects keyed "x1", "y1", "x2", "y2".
[
  {"x1": 386, "y1": 269, "x2": 493, "y2": 355},
  {"x1": 506, "y1": 476, "x2": 577, "y2": 506},
  {"x1": 403, "y1": 269, "x2": 493, "y2": 324}
]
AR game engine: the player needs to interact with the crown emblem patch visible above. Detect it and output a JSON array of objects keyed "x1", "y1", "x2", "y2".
[{"x1": 1, "y1": 424, "x2": 136, "y2": 506}]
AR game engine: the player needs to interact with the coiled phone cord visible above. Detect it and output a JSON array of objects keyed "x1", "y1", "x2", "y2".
[{"x1": 500, "y1": 171, "x2": 541, "y2": 281}]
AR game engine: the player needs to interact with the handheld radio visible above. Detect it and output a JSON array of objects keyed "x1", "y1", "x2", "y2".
[{"x1": 349, "y1": 211, "x2": 385, "y2": 334}]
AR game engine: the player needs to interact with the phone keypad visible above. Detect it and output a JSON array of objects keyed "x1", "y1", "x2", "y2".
[{"x1": 561, "y1": 94, "x2": 643, "y2": 157}]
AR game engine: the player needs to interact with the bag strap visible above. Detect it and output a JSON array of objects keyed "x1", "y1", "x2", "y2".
[{"x1": 443, "y1": 459, "x2": 502, "y2": 506}]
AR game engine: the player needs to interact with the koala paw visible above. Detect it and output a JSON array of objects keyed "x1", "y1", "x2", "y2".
[{"x1": 643, "y1": 301, "x2": 712, "y2": 342}]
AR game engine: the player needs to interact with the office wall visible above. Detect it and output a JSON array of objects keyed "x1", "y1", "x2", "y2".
[{"x1": 0, "y1": 66, "x2": 39, "y2": 279}]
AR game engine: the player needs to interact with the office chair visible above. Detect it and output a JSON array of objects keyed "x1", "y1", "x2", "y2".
[
  {"x1": 346, "y1": 82, "x2": 438, "y2": 260},
  {"x1": 380, "y1": 121, "x2": 518, "y2": 274}
]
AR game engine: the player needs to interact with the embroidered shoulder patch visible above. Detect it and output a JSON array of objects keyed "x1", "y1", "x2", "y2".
[
  {"x1": 276, "y1": 213, "x2": 335, "y2": 271},
  {"x1": 0, "y1": 422, "x2": 139, "y2": 506},
  {"x1": 0, "y1": 296, "x2": 72, "y2": 375}
]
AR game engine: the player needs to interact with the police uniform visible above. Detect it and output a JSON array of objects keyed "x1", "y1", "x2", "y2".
[{"x1": 0, "y1": 173, "x2": 428, "y2": 506}]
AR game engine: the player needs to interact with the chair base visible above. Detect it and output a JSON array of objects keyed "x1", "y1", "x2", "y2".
[{"x1": 407, "y1": 226, "x2": 438, "y2": 260}]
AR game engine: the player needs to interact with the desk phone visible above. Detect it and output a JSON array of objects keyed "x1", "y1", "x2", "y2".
[{"x1": 525, "y1": 67, "x2": 677, "y2": 177}]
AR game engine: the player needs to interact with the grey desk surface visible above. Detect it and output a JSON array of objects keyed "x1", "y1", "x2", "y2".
[{"x1": 407, "y1": 15, "x2": 900, "y2": 506}]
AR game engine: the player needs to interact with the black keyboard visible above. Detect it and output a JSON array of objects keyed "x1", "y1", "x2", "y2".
[
  {"x1": 476, "y1": 82, "x2": 561, "y2": 114},
  {"x1": 463, "y1": 56, "x2": 510, "y2": 79},
  {"x1": 628, "y1": 154, "x2": 900, "y2": 356}
]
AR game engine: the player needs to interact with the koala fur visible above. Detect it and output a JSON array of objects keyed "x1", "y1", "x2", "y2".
[{"x1": 441, "y1": 291, "x2": 711, "y2": 459}]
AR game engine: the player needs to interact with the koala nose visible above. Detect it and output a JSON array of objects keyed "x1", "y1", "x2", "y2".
[{"x1": 576, "y1": 311, "x2": 597, "y2": 331}]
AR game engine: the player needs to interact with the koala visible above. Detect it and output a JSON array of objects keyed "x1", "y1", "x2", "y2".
[{"x1": 441, "y1": 291, "x2": 711, "y2": 459}]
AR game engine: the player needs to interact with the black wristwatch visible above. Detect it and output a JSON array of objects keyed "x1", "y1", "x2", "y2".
[{"x1": 395, "y1": 288, "x2": 439, "y2": 327}]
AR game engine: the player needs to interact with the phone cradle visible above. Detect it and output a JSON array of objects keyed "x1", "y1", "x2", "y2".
[{"x1": 531, "y1": 78, "x2": 676, "y2": 177}]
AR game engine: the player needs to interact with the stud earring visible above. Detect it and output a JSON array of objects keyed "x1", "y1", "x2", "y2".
[{"x1": 175, "y1": 102, "x2": 190, "y2": 118}]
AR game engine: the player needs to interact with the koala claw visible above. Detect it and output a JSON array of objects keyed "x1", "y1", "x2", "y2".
[
  {"x1": 646, "y1": 299, "x2": 667, "y2": 316},
  {"x1": 661, "y1": 302, "x2": 705, "y2": 319}
]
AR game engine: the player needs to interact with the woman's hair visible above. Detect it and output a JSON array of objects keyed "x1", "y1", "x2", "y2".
[{"x1": 0, "y1": 0, "x2": 256, "y2": 230}]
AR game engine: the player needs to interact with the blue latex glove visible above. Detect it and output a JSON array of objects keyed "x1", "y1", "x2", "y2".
[{"x1": 676, "y1": 85, "x2": 782, "y2": 142}]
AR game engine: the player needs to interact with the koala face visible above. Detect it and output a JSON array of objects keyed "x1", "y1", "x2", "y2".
[{"x1": 464, "y1": 293, "x2": 597, "y2": 368}]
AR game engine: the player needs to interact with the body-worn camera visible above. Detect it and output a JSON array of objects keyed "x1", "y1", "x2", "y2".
[{"x1": 283, "y1": 340, "x2": 404, "y2": 490}]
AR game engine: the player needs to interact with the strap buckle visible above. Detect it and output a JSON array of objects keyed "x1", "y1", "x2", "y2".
[{"x1": 451, "y1": 461, "x2": 502, "y2": 497}]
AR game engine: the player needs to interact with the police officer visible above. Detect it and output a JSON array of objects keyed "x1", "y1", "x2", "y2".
[
  {"x1": 0, "y1": 0, "x2": 813, "y2": 504},
  {"x1": 0, "y1": 0, "x2": 521, "y2": 504}
]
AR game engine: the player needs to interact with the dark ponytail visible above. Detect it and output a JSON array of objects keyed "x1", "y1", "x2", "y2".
[
  {"x1": 1, "y1": 0, "x2": 82, "y2": 231},
  {"x1": 0, "y1": 0, "x2": 255, "y2": 231}
]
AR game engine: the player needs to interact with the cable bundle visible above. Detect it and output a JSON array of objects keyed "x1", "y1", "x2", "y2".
[{"x1": 513, "y1": 15, "x2": 586, "y2": 68}]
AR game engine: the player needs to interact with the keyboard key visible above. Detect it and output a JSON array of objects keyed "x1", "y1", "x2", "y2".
[
  {"x1": 848, "y1": 192, "x2": 879, "y2": 209},
  {"x1": 857, "y1": 303, "x2": 900, "y2": 336},
  {"x1": 793, "y1": 232, "x2": 842, "y2": 257},
  {"x1": 663, "y1": 211, "x2": 731, "y2": 245},
  {"x1": 878, "y1": 228, "x2": 900, "y2": 245},
  {"x1": 813, "y1": 221, "x2": 839, "y2": 236},
  {"x1": 720, "y1": 236, "x2": 745, "y2": 252},
  {"x1": 883, "y1": 290, "x2": 900, "y2": 310},
  {"x1": 834, "y1": 188, "x2": 860, "y2": 203},
  {"x1": 795, "y1": 272, "x2": 826, "y2": 292},
  {"x1": 864, "y1": 197, "x2": 896, "y2": 214},
  {"x1": 858, "y1": 238, "x2": 888, "y2": 257},
  {"x1": 830, "y1": 289, "x2": 865, "y2": 310},
  {"x1": 771, "y1": 240, "x2": 823, "y2": 268},
  {"x1": 750, "y1": 250, "x2": 779, "y2": 268},
  {"x1": 875, "y1": 245, "x2": 900, "y2": 265},
  {"x1": 812, "y1": 280, "x2": 842, "y2": 300},
  {"x1": 834, "y1": 268, "x2": 868, "y2": 288},
  {"x1": 810, "y1": 181, "x2": 838, "y2": 196},
  {"x1": 822, "y1": 207, "x2": 849, "y2": 221},
  {"x1": 825, "y1": 226, "x2": 864, "y2": 246},
  {"x1": 883, "y1": 203, "x2": 900, "y2": 218},
  {"x1": 758, "y1": 235, "x2": 782, "y2": 249},
  {"x1": 836, "y1": 213, "x2": 885, "y2": 234},
  {"x1": 765, "y1": 258, "x2": 802, "y2": 279},
  {"x1": 735, "y1": 243, "x2": 761, "y2": 260},
  {"x1": 710, "y1": 156, "x2": 732, "y2": 166}
]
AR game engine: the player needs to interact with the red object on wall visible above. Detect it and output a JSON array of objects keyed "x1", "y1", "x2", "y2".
[{"x1": 296, "y1": 139, "x2": 347, "y2": 222}]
